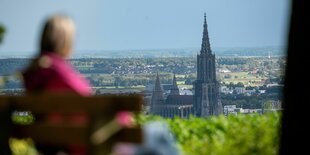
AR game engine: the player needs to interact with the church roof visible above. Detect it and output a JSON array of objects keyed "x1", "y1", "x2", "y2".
[{"x1": 165, "y1": 95, "x2": 193, "y2": 105}]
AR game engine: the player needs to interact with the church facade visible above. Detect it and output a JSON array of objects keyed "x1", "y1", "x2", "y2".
[
  {"x1": 151, "y1": 13, "x2": 223, "y2": 118},
  {"x1": 151, "y1": 73, "x2": 194, "y2": 118}
]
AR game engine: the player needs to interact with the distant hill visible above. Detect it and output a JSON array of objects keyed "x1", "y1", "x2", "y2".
[
  {"x1": 0, "y1": 47, "x2": 285, "y2": 59},
  {"x1": 73, "y1": 47, "x2": 285, "y2": 58},
  {"x1": 214, "y1": 47, "x2": 285, "y2": 57}
]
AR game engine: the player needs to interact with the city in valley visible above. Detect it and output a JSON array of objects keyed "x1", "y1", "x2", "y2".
[
  {"x1": 0, "y1": 48, "x2": 285, "y2": 117},
  {"x1": 0, "y1": 11, "x2": 286, "y2": 118}
]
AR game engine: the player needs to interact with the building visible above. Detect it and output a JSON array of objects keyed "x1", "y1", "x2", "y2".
[
  {"x1": 224, "y1": 105, "x2": 238, "y2": 116},
  {"x1": 150, "y1": 73, "x2": 165, "y2": 113},
  {"x1": 234, "y1": 87, "x2": 246, "y2": 94},
  {"x1": 194, "y1": 13, "x2": 223, "y2": 117},
  {"x1": 220, "y1": 85, "x2": 233, "y2": 94},
  {"x1": 224, "y1": 105, "x2": 263, "y2": 116},
  {"x1": 151, "y1": 13, "x2": 223, "y2": 118},
  {"x1": 151, "y1": 73, "x2": 193, "y2": 118}
]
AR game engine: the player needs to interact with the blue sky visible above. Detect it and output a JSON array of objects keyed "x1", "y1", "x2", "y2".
[{"x1": 0, "y1": 0, "x2": 290, "y2": 55}]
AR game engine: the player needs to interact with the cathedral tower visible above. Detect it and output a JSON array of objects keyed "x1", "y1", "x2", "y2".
[
  {"x1": 194, "y1": 13, "x2": 223, "y2": 117},
  {"x1": 151, "y1": 73, "x2": 164, "y2": 113},
  {"x1": 170, "y1": 73, "x2": 180, "y2": 95}
]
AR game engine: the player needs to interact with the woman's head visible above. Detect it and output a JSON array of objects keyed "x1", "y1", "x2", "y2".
[{"x1": 40, "y1": 15, "x2": 75, "y2": 58}]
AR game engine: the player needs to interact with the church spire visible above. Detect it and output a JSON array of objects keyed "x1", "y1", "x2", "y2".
[
  {"x1": 195, "y1": 12, "x2": 222, "y2": 117},
  {"x1": 204, "y1": 12, "x2": 207, "y2": 24},
  {"x1": 151, "y1": 73, "x2": 164, "y2": 113},
  {"x1": 201, "y1": 12, "x2": 212, "y2": 55},
  {"x1": 170, "y1": 73, "x2": 180, "y2": 95},
  {"x1": 154, "y1": 72, "x2": 163, "y2": 93},
  {"x1": 152, "y1": 73, "x2": 164, "y2": 101}
]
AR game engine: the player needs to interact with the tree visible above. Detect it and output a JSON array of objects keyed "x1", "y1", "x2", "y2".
[
  {"x1": 236, "y1": 82, "x2": 244, "y2": 87},
  {"x1": 0, "y1": 24, "x2": 5, "y2": 44},
  {"x1": 224, "y1": 74, "x2": 232, "y2": 79},
  {"x1": 114, "y1": 76, "x2": 121, "y2": 88}
]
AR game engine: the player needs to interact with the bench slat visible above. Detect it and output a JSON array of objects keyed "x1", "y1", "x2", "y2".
[
  {"x1": 3, "y1": 95, "x2": 142, "y2": 113},
  {"x1": 0, "y1": 95, "x2": 143, "y2": 155},
  {"x1": 13, "y1": 123, "x2": 88, "y2": 145}
]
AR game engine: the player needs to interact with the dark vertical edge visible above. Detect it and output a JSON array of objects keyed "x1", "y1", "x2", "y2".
[
  {"x1": 281, "y1": 0, "x2": 310, "y2": 154},
  {"x1": 0, "y1": 99, "x2": 12, "y2": 155}
]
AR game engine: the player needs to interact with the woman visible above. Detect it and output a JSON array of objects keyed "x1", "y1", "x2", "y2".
[
  {"x1": 23, "y1": 15, "x2": 91, "y2": 96},
  {"x1": 22, "y1": 15, "x2": 91, "y2": 155}
]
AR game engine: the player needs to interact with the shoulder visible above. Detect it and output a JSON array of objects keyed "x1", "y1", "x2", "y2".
[
  {"x1": 22, "y1": 55, "x2": 58, "y2": 91},
  {"x1": 43, "y1": 53, "x2": 92, "y2": 96},
  {"x1": 23, "y1": 53, "x2": 92, "y2": 96}
]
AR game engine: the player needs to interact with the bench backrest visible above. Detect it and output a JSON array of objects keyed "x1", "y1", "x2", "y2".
[{"x1": 0, "y1": 95, "x2": 143, "y2": 155}]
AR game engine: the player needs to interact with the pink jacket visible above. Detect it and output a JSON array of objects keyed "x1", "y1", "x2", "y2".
[
  {"x1": 23, "y1": 52, "x2": 92, "y2": 96},
  {"x1": 23, "y1": 52, "x2": 91, "y2": 154}
]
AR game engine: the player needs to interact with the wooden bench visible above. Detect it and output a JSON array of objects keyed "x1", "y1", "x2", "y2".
[{"x1": 0, "y1": 95, "x2": 143, "y2": 155}]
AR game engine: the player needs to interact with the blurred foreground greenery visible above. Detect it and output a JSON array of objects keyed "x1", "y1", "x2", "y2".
[
  {"x1": 11, "y1": 112, "x2": 280, "y2": 155},
  {"x1": 9, "y1": 138, "x2": 38, "y2": 155},
  {"x1": 136, "y1": 113, "x2": 281, "y2": 155}
]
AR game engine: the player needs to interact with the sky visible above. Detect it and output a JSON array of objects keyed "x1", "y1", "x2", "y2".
[{"x1": 0, "y1": 0, "x2": 290, "y2": 55}]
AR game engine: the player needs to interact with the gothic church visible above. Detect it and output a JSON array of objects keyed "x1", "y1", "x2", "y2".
[{"x1": 151, "y1": 13, "x2": 223, "y2": 117}]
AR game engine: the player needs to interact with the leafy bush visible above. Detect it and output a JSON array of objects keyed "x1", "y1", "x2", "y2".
[
  {"x1": 0, "y1": 24, "x2": 5, "y2": 44},
  {"x1": 136, "y1": 113, "x2": 281, "y2": 155}
]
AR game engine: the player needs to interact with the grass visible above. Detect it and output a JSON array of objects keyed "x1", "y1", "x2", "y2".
[
  {"x1": 178, "y1": 84, "x2": 193, "y2": 89},
  {"x1": 176, "y1": 81, "x2": 185, "y2": 85},
  {"x1": 219, "y1": 71, "x2": 267, "y2": 86}
]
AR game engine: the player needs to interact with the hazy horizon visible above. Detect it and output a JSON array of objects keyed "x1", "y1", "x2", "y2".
[{"x1": 0, "y1": 46, "x2": 285, "y2": 59}]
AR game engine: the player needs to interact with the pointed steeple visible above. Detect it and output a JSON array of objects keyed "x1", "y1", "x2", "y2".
[
  {"x1": 204, "y1": 12, "x2": 207, "y2": 24},
  {"x1": 170, "y1": 73, "x2": 180, "y2": 95},
  {"x1": 151, "y1": 73, "x2": 164, "y2": 109},
  {"x1": 154, "y1": 72, "x2": 163, "y2": 93},
  {"x1": 195, "y1": 12, "x2": 222, "y2": 117},
  {"x1": 200, "y1": 12, "x2": 212, "y2": 55}
]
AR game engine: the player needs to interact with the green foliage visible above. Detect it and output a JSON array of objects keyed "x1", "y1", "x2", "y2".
[
  {"x1": 136, "y1": 113, "x2": 281, "y2": 155},
  {"x1": 0, "y1": 24, "x2": 5, "y2": 44},
  {"x1": 0, "y1": 56, "x2": 285, "y2": 89},
  {"x1": 11, "y1": 111, "x2": 35, "y2": 125},
  {"x1": 9, "y1": 138, "x2": 38, "y2": 155}
]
